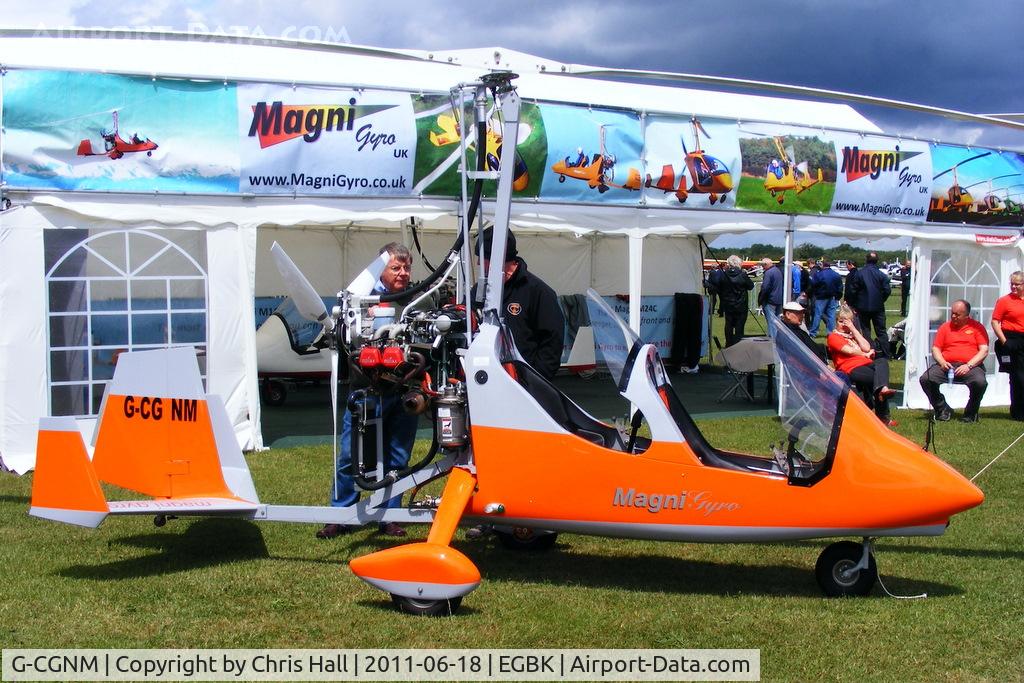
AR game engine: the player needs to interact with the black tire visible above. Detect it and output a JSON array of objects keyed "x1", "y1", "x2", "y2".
[
  {"x1": 815, "y1": 541, "x2": 877, "y2": 597},
  {"x1": 495, "y1": 527, "x2": 558, "y2": 551},
  {"x1": 558, "y1": 175, "x2": 566, "y2": 183},
  {"x1": 261, "y1": 379, "x2": 287, "y2": 407},
  {"x1": 391, "y1": 594, "x2": 462, "y2": 616},
  {"x1": 597, "y1": 184, "x2": 609, "y2": 194}
]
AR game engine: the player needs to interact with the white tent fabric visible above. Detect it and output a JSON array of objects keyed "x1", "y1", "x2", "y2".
[
  {"x1": 0, "y1": 204, "x2": 258, "y2": 473},
  {"x1": 0, "y1": 209, "x2": 47, "y2": 474},
  {"x1": 902, "y1": 239, "x2": 1023, "y2": 410}
]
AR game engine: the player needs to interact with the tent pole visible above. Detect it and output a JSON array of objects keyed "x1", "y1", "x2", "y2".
[
  {"x1": 783, "y1": 216, "x2": 794, "y2": 303},
  {"x1": 779, "y1": 216, "x2": 795, "y2": 416},
  {"x1": 628, "y1": 231, "x2": 644, "y2": 336}
]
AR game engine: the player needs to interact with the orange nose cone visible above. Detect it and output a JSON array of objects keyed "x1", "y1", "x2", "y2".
[
  {"x1": 349, "y1": 542, "x2": 480, "y2": 600},
  {"x1": 936, "y1": 464, "x2": 985, "y2": 517},
  {"x1": 834, "y1": 397, "x2": 985, "y2": 528}
]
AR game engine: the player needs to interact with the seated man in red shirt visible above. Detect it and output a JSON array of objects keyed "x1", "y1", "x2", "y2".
[{"x1": 920, "y1": 299, "x2": 989, "y2": 423}]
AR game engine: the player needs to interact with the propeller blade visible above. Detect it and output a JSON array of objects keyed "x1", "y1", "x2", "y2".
[
  {"x1": 346, "y1": 252, "x2": 390, "y2": 296},
  {"x1": 270, "y1": 242, "x2": 333, "y2": 332}
]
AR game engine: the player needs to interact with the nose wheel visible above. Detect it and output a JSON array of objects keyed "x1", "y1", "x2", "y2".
[
  {"x1": 816, "y1": 539, "x2": 878, "y2": 597},
  {"x1": 391, "y1": 595, "x2": 462, "y2": 617}
]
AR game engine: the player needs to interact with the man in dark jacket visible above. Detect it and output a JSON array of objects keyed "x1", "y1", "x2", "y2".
[
  {"x1": 899, "y1": 260, "x2": 912, "y2": 317},
  {"x1": 705, "y1": 264, "x2": 725, "y2": 318},
  {"x1": 477, "y1": 227, "x2": 564, "y2": 380},
  {"x1": 846, "y1": 252, "x2": 892, "y2": 355},
  {"x1": 719, "y1": 255, "x2": 754, "y2": 346},
  {"x1": 844, "y1": 260, "x2": 858, "y2": 305},
  {"x1": 758, "y1": 258, "x2": 784, "y2": 338},
  {"x1": 809, "y1": 259, "x2": 843, "y2": 336}
]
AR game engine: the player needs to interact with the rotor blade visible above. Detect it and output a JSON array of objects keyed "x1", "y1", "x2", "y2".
[
  {"x1": 345, "y1": 252, "x2": 390, "y2": 296},
  {"x1": 694, "y1": 118, "x2": 711, "y2": 140},
  {"x1": 270, "y1": 242, "x2": 333, "y2": 332},
  {"x1": 933, "y1": 151, "x2": 992, "y2": 180}
]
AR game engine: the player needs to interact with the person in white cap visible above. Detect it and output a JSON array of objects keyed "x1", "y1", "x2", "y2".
[{"x1": 779, "y1": 300, "x2": 827, "y2": 363}]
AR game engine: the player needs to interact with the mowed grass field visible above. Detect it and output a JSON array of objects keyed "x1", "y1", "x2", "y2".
[{"x1": 1, "y1": 402, "x2": 1022, "y2": 681}]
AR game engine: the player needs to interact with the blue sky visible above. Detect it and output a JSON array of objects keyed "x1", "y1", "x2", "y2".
[{"x1": 3, "y1": 0, "x2": 1021, "y2": 247}]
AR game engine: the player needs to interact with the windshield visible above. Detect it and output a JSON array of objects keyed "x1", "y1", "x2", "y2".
[
  {"x1": 768, "y1": 315, "x2": 847, "y2": 467},
  {"x1": 585, "y1": 288, "x2": 640, "y2": 389},
  {"x1": 273, "y1": 297, "x2": 329, "y2": 349}
]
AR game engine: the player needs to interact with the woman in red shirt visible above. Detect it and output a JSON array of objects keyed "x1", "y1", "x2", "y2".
[
  {"x1": 827, "y1": 303, "x2": 897, "y2": 426},
  {"x1": 991, "y1": 271, "x2": 1024, "y2": 420}
]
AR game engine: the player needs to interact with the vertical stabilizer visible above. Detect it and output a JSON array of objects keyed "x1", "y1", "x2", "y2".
[
  {"x1": 91, "y1": 348, "x2": 252, "y2": 502},
  {"x1": 30, "y1": 417, "x2": 109, "y2": 527}
]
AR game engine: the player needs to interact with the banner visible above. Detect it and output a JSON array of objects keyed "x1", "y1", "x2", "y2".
[
  {"x1": 734, "y1": 123, "x2": 837, "y2": 214},
  {"x1": 239, "y1": 84, "x2": 415, "y2": 195},
  {"x1": 829, "y1": 133, "x2": 930, "y2": 220},
  {"x1": 3, "y1": 70, "x2": 238, "y2": 193},
  {"x1": 643, "y1": 116, "x2": 741, "y2": 209},
  {"x1": 927, "y1": 144, "x2": 1024, "y2": 226},
  {"x1": 4, "y1": 69, "x2": 1023, "y2": 230}
]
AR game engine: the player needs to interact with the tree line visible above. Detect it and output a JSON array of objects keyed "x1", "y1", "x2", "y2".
[{"x1": 708, "y1": 242, "x2": 908, "y2": 266}]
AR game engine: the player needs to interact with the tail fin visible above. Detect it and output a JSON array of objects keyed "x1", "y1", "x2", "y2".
[
  {"x1": 76, "y1": 139, "x2": 94, "y2": 156},
  {"x1": 30, "y1": 417, "x2": 109, "y2": 528},
  {"x1": 91, "y1": 347, "x2": 258, "y2": 503}
]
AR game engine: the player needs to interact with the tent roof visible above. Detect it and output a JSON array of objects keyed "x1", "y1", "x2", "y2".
[{"x1": 0, "y1": 30, "x2": 881, "y2": 132}]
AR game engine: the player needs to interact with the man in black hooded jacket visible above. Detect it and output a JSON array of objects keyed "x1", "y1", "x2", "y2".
[
  {"x1": 476, "y1": 227, "x2": 565, "y2": 380},
  {"x1": 719, "y1": 254, "x2": 755, "y2": 347}
]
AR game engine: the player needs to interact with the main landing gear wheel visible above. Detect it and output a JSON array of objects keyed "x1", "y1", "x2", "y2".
[
  {"x1": 495, "y1": 527, "x2": 558, "y2": 551},
  {"x1": 816, "y1": 541, "x2": 877, "y2": 597},
  {"x1": 390, "y1": 594, "x2": 462, "y2": 617},
  {"x1": 261, "y1": 379, "x2": 287, "y2": 407}
]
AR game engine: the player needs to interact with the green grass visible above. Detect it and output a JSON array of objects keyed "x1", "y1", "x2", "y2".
[{"x1": 1, "y1": 402, "x2": 1022, "y2": 681}]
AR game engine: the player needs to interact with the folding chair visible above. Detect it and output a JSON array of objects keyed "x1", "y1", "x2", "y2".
[{"x1": 714, "y1": 336, "x2": 756, "y2": 402}]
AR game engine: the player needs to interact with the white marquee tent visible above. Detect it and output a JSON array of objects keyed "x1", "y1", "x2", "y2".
[{"x1": 1, "y1": 31, "x2": 1021, "y2": 473}]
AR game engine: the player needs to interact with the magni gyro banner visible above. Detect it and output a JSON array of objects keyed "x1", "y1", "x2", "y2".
[
  {"x1": 2, "y1": 70, "x2": 239, "y2": 193},
  {"x1": 828, "y1": 133, "x2": 931, "y2": 221},
  {"x1": 237, "y1": 84, "x2": 416, "y2": 195}
]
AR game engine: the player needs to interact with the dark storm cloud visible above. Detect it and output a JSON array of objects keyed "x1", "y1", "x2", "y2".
[
  {"x1": 332, "y1": 0, "x2": 1023, "y2": 146},
  {"x1": 59, "y1": 0, "x2": 1024, "y2": 147}
]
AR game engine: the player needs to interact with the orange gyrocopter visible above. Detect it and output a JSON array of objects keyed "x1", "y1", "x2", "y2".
[
  {"x1": 30, "y1": 74, "x2": 983, "y2": 616},
  {"x1": 646, "y1": 117, "x2": 734, "y2": 204},
  {"x1": 929, "y1": 151, "x2": 992, "y2": 214},
  {"x1": 76, "y1": 110, "x2": 158, "y2": 160},
  {"x1": 550, "y1": 124, "x2": 642, "y2": 194}
]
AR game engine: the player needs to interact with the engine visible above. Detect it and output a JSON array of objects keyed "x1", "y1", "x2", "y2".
[{"x1": 333, "y1": 286, "x2": 471, "y2": 489}]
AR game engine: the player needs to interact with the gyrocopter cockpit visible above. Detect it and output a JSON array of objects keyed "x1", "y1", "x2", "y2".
[{"x1": 586, "y1": 288, "x2": 846, "y2": 485}]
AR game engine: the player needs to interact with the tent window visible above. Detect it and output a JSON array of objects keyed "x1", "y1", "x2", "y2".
[
  {"x1": 928, "y1": 248, "x2": 1001, "y2": 374},
  {"x1": 44, "y1": 229, "x2": 208, "y2": 417}
]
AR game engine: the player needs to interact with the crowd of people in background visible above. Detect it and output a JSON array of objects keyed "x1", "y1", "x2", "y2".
[{"x1": 704, "y1": 252, "x2": 1024, "y2": 426}]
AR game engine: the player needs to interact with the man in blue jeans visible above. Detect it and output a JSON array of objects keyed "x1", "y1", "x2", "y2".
[
  {"x1": 317, "y1": 242, "x2": 418, "y2": 539},
  {"x1": 808, "y1": 259, "x2": 843, "y2": 336}
]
